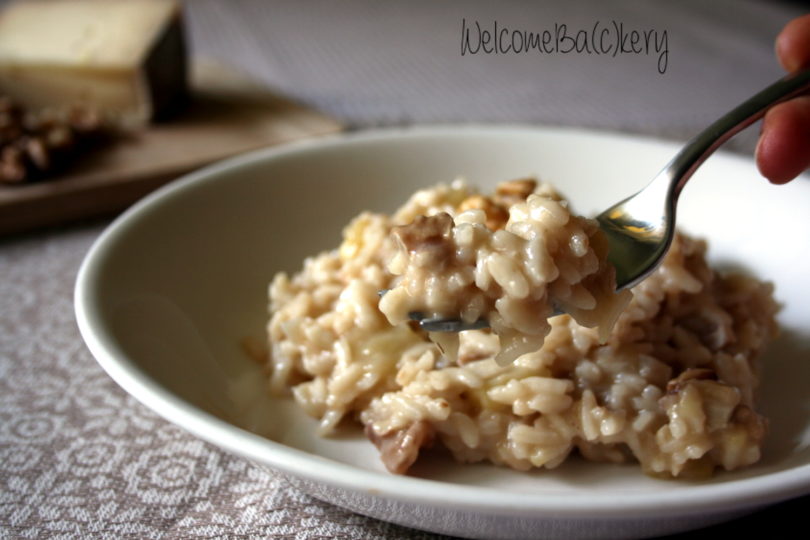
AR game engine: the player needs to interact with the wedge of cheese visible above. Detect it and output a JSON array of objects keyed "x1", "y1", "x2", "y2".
[{"x1": 0, "y1": 0, "x2": 188, "y2": 127}]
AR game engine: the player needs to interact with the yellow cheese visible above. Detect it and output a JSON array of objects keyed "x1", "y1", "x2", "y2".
[{"x1": 0, "y1": 0, "x2": 188, "y2": 127}]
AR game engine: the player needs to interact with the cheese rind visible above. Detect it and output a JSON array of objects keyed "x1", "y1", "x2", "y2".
[{"x1": 0, "y1": 0, "x2": 188, "y2": 127}]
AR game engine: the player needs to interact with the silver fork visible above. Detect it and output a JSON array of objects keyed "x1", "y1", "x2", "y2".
[{"x1": 406, "y1": 68, "x2": 810, "y2": 333}]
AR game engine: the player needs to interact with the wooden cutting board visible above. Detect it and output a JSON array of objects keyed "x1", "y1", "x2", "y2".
[{"x1": 0, "y1": 60, "x2": 343, "y2": 236}]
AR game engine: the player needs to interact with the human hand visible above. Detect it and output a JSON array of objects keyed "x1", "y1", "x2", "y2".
[{"x1": 755, "y1": 14, "x2": 810, "y2": 184}]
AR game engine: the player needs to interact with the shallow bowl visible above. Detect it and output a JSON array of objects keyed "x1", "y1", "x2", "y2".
[{"x1": 75, "y1": 126, "x2": 810, "y2": 539}]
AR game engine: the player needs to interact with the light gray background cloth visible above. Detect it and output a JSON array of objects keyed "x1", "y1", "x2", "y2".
[{"x1": 2, "y1": 1, "x2": 808, "y2": 538}]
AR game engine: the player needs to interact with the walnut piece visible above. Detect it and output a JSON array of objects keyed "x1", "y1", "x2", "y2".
[
  {"x1": 0, "y1": 95, "x2": 110, "y2": 185},
  {"x1": 458, "y1": 194, "x2": 510, "y2": 230},
  {"x1": 365, "y1": 421, "x2": 435, "y2": 474},
  {"x1": 392, "y1": 213, "x2": 455, "y2": 269},
  {"x1": 666, "y1": 368, "x2": 717, "y2": 395},
  {"x1": 495, "y1": 177, "x2": 537, "y2": 200},
  {"x1": 393, "y1": 213, "x2": 453, "y2": 251}
]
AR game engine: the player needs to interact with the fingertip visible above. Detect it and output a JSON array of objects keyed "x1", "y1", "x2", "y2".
[
  {"x1": 756, "y1": 97, "x2": 810, "y2": 184},
  {"x1": 755, "y1": 126, "x2": 790, "y2": 184},
  {"x1": 775, "y1": 14, "x2": 810, "y2": 73}
]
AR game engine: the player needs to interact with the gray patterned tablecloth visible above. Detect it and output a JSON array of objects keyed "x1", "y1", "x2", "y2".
[{"x1": 2, "y1": 1, "x2": 808, "y2": 538}]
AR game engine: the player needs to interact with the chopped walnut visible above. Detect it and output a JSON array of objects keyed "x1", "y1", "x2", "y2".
[
  {"x1": 457, "y1": 179, "x2": 538, "y2": 230},
  {"x1": 732, "y1": 404, "x2": 767, "y2": 442},
  {"x1": 666, "y1": 368, "x2": 716, "y2": 395},
  {"x1": 0, "y1": 95, "x2": 111, "y2": 185},
  {"x1": 393, "y1": 213, "x2": 453, "y2": 251},
  {"x1": 495, "y1": 177, "x2": 537, "y2": 200},
  {"x1": 458, "y1": 194, "x2": 510, "y2": 230},
  {"x1": 0, "y1": 146, "x2": 25, "y2": 183},
  {"x1": 392, "y1": 213, "x2": 455, "y2": 269},
  {"x1": 365, "y1": 421, "x2": 435, "y2": 474}
]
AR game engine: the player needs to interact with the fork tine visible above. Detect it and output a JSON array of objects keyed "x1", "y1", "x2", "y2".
[{"x1": 409, "y1": 312, "x2": 490, "y2": 332}]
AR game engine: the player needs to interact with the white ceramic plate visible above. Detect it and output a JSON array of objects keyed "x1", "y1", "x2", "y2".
[{"x1": 75, "y1": 126, "x2": 810, "y2": 539}]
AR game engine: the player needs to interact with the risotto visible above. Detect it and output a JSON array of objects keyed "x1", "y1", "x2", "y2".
[
  {"x1": 379, "y1": 179, "x2": 632, "y2": 366},
  {"x1": 267, "y1": 178, "x2": 778, "y2": 477}
]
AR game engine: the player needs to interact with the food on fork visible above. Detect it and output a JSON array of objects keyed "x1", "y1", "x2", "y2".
[
  {"x1": 379, "y1": 179, "x2": 632, "y2": 365},
  {"x1": 267, "y1": 178, "x2": 778, "y2": 477}
]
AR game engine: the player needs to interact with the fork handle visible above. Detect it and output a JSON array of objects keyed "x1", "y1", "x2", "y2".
[
  {"x1": 660, "y1": 68, "x2": 810, "y2": 200},
  {"x1": 602, "y1": 69, "x2": 810, "y2": 290}
]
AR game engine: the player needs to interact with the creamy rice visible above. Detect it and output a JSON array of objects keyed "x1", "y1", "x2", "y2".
[
  {"x1": 379, "y1": 179, "x2": 631, "y2": 365},
  {"x1": 267, "y1": 179, "x2": 778, "y2": 477}
]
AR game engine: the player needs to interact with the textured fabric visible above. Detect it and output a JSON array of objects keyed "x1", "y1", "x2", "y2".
[
  {"x1": 2, "y1": 1, "x2": 809, "y2": 538},
  {"x1": 0, "y1": 222, "x2": 448, "y2": 539}
]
